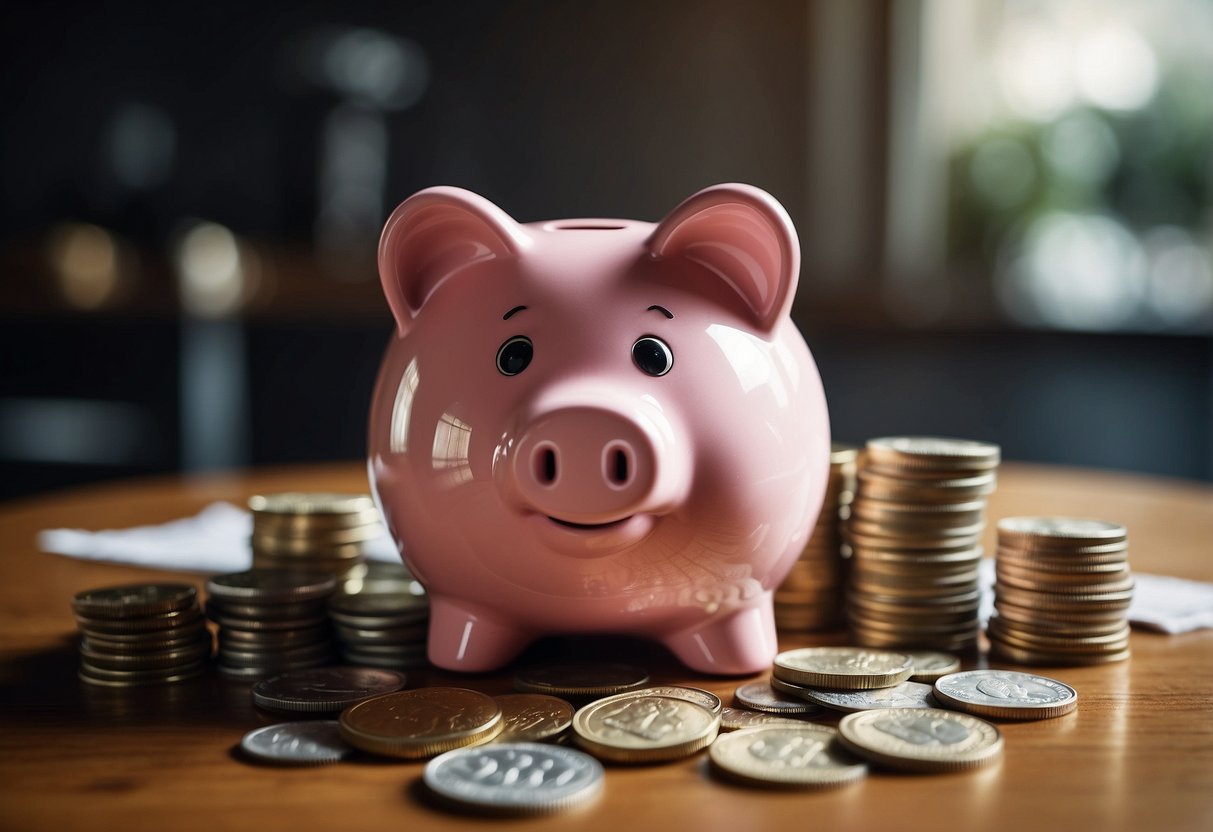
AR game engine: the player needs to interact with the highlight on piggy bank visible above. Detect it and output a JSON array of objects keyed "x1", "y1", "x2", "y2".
[{"x1": 367, "y1": 184, "x2": 831, "y2": 675}]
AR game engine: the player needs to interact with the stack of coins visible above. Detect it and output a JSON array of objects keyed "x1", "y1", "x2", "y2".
[
  {"x1": 206, "y1": 569, "x2": 338, "y2": 680},
  {"x1": 249, "y1": 493, "x2": 382, "y2": 581},
  {"x1": 73, "y1": 584, "x2": 211, "y2": 687},
  {"x1": 774, "y1": 443, "x2": 858, "y2": 632},
  {"x1": 329, "y1": 562, "x2": 430, "y2": 670},
  {"x1": 989, "y1": 517, "x2": 1132, "y2": 665},
  {"x1": 845, "y1": 437, "x2": 1000, "y2": 653}
]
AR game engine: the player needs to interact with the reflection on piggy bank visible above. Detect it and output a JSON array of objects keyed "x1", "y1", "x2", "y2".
[{"x1": 367, "y1": 183, "x2": 830, "y2": 674}]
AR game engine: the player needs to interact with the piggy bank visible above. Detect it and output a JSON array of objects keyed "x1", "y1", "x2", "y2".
[{"x1": 367, "y1": 183, "x2": 830, "y2": 674}]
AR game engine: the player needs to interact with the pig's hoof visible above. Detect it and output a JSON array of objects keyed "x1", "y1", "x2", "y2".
[
  {"x1": 663, "y1": 604, "x2": 778, "y2": 675},
  {"x1": 426, "y1": 599, "x2": 531, "y2": 672}
]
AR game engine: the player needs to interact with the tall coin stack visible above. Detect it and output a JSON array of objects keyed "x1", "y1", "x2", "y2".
[
  {"x1": 845, "y1": 437, "x2": 1000, "y2": 653},
  {"x1": 73, "y1": 584, "x2": 211, "y2": 687},
  {"x1": 249, "y1": 493, "x2": 383, "y2": 581},
  {"x1": 989, "y1": 517, "x2": 1132, "y2": 665},
  {"x1": 774, "y1": 443, "x2": 858, "y2": 632},
  {"x1": 329, "y1": 562, "x2": 430, "y2": 670},
  {"x1": 206, "y1": 569, "x2": 338, "y2": 680}
]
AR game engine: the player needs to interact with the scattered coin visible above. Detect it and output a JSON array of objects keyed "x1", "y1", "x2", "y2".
[
  {"x1": 493, "y1": 694, "x2": 575, "y2": 743},
  {"x1": 709, "y1": 725, "x2": 868, "y2": 788},
  {"x1": 572, "y1": 693, "x2": 719, "y2": 763},
  {"x1": 719, "y1": 708, "x2": 816, "y2": 732},
  {"x1": 615, "y1": 685, "x2": 722, "y2": 716},
  {"x1": 796, "y1": 681, "x2": 937, "y2": 713},
  {"x1": 513, "y1": 663, "x2": 649, "y2": 698},
  {"x1": 932, "y1": 670, "x2": 1078, "y2": 720},
  {"x1": 240, "y1": 721, "x2": 354, "y2": 766},
  {"x1": 339, "y1": 688, "x2": 502, "y2": 759},
  {"x1": 734, "y1": 680, "x2": 823, "y2": 715},
  {"x1": 773, "y1": 647, "x2": 913, "y2": 690},
  {"x1": 905, "y1": 651, "x2": 962, "y2": 682},
  {"x1": 837, "y1": 708, "x2": 1003, "y2": 773},
  {"x1": 251, "y1": 666, "x2": 406, "y2": 713},
  {"x1": 424, "y1": 743, "x2": 604, "y2": 815}
]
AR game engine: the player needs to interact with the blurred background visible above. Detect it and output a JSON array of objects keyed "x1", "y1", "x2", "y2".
[{"x1": 2, "y1": 0, "x2": 1211, "y2": 501}]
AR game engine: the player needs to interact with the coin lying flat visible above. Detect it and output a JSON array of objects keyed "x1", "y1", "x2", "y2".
[
  {"x1": 626, "y1": 685, "x2": 722, "y2": 716},
  {"x1": 837, "y1": 708, "x2": 1002, "y2": 772},
  {"x1": 249, "y1": 492, "x2": 376, "y2": 516},
  {"x1": 513, "y1": 664, "x2": 649, "y2": 698},
  {"x1": 773, "y1": 647, "x2": 913, "y2": 690},
  {"x1": 424, "y1": 743, "x2": 604, "y2": 815},
  {"x1": 797, "y1": 681, "x2": 937, "y2": 713},
  {"x1": 240, "y1": 721, "x2": 354, "y2": 765},
  {"x1": 339, "y1": 688, "x2": 502, "y2": 759},
  {"x1": 493, "y1": 695, "x2": 575, "y2": 743},
  {"x1": 905, "y1": 651, "x2": 962, "y2": 682},
  {"x1": 932, "y1": 670, "x2": 1078, "y2": 720},
  {"x1": 719, "y1": 708, "x2": 816, "y2": 732},
  {"x1": 735, "y1": 680, "x2": 823, "y2": 715},
  {"x1": 252, "y1": 666, "x2": 406, "y2": 714},
  {"x1": 572, "y1": 693, "x2": 719, "y2": 763},
  {"x1": 709, "y1": 725, "x2": 867, "y2": 788}
]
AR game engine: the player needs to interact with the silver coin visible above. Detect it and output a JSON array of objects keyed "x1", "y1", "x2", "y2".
[
  {"x1": 801, "y1": 681, "x2": 937, "y2": 713},
  {"x1": 734, "y1": 681, "x2": 823, "y2": 715},
  {"x1": 932, "y1": 670, "x2": 1078, "y2": 719},
  {"x1": 240, "y1": 721, "x2": 354, "y2": 765},
  {"x1": 905, "y1": 651, "x2": 962, "y2": 683},
  {"x1": 997, "y1": 517, "x2": 1126, "y2": 541},
  {"x1": 424, "y1": 742, "x2": 604, "y2": 815},
  {"x1": 719, "y1": 707, "x2": 816, "y2": 732}
]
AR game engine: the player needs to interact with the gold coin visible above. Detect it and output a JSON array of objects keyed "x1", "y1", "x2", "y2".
[
  {"x1": 339, "y1": 688, "x2": 502, "y2": 759},
  {"x1": 709, "y1": 725, "x2": 867, "y2": 788},
  {"x1": 493, "y1": 694, "x2": 575, "y2": 743},
  {"x1": 773, "y1": 647, "x2": 912, "y2": 690},
  {"x1": 571, "y1": 694, "x2": 718, "y2": 763},
  {"x1": 837, "y1": 707, "x2": 1002, "y2": 772}
]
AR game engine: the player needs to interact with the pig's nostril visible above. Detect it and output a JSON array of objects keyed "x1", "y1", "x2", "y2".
[
  {"x1": 605, "y1": 443, "x2": 631, "y2": 488},
  {"x1": 535, "y1": 445, "x2": 558, "y2": 486}
]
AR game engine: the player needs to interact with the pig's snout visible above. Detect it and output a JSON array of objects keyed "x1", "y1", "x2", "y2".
[{"x1": 504, "y1": 397, "x2": 686, "y2": 527}]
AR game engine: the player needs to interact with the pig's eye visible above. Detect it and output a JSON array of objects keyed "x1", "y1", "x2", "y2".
[
  {"x1": 632, "y1": 336, "x2": 673, "y2": 376},
  {"x1": 496, "y1": 336, "x2": 533, "y2": 376}
]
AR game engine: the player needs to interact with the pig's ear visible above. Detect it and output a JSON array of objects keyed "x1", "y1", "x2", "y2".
[
  {"x1": 646, "y1": 184, "x2": 799, "y2": 333},
  {"x1": 378, "y1": 187, "x2": 531, "y2": 333}
]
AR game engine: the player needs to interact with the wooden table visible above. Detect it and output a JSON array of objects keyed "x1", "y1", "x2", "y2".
[{"x1": 1, "y1": 462, "x2": 1211, "y2": 831}]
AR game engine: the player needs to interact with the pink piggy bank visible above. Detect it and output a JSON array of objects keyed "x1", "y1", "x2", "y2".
[{"x1": 367, "y1": 183, "x2": 830, "y2": 675}]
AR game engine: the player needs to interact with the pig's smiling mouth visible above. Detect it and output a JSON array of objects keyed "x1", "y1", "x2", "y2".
[
  {"x1": 547, "y1": 515, "x2": 633, "y2": 531},
  {"x1": 527, "y1": 513, "x2": 657, "y2": 558}
]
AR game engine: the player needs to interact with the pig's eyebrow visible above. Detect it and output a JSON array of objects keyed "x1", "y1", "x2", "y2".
[
  {"x1": 503, "y1": 305, "x2": 528, "y2": 320},
  {"x1": 647, "y1": 304, "x2": 674, "y2": 319}
]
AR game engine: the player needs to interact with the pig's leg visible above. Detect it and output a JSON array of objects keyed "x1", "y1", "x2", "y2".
[
  {"x1": 426, "y1": 597, "x2": 532, "y2": 672},
  {"x1": 662, "y1": 599, "x2": 778, "y2": 675}
]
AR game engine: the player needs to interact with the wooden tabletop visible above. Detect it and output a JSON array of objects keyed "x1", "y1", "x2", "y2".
[{"x1": 1, "y1": 461, "x2": 1211, "y2": 832}]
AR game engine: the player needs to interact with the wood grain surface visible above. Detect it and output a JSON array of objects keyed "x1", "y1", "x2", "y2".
[{"x1": 1, "y1": 462, "x2": 1210, "y2": 832}]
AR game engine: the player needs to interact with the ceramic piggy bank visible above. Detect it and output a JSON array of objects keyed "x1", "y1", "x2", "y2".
[{"x1": 367, "y1": 183, "x2": 830, "y2": 675}]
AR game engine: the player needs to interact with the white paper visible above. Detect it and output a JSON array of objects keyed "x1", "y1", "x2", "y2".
[{"x1": 38, "y1": 500, "x2": 399, "y2": 574}]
